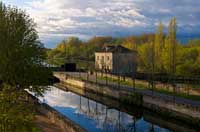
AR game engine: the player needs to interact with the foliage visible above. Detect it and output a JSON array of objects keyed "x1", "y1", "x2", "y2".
[
  {"x1": 137, "y1": 18, "x2": 200, "y2": 77},
  {"x1": 0, "y1": 84, "x2": 39, "y2": 132},
  {"x1": 137, "y1": 43, "x2": 153, "y2": 71},
  {"x1": 0, "y1": 2, "x2": 52, "y2": 91},
  {"x1": 123, "y1": 34, "x2": 155, "y2": 50},
  {"x1": 154, "y1": 22, "x2": 164, "y2": 72},
  {"x1": 0, "y1": 2, "x2": 51, "y2": 131},
  {"x1": 176, "y1": 44, "x2": 200, "y2": 76}
]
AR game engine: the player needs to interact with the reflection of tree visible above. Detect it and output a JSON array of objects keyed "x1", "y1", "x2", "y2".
[
  {"x1": 149, "y1": 123, "x2": 155, "y2": 132},
  {"x1": 76, "y1": 96, "x2": 141, "y2": 132},
  {"x1": 103, "y1": 107, "x2": 109, "y2": 132},
  {"x1": 125, "y1": 116, "x2": 137, "y2": 132},
  {"x1": 118, "y1": 111, "x2": 121, "y2": 131},
  {"x1": 95, "y1": 102, "x2": 100, "y2": 124},
  {"x1": 77, "y1": 95, "x2": 82, "y2": 117},
  {"x1": 87, "y1": 99, "x2": 90, "y2": 112},
  {"x1": 103, "y1": 107, "x2": 108, "y2": 127}
]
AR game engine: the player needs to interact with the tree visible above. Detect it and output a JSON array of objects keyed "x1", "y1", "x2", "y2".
[
  {"x1": 123, "y1": 36, "x2": 137, "y2": 50},
  {"x1": 168, "y1": 17, "x2": 177, "y2": 75},
  {"x1": 67, "y1": 36, "x2": 82, "y2": 45},
  {"x1": 177, "y1": 44, "x2": 200, "y2": 77},
  {"x1": 154, "y1": 22, "x2": 164, "y2": 72},
  {"x1": 0, "y1": 84, "x2": 40, "y2": 132},
  {"x1": 0, "y1": 2, "x2": 51, "y2": 89},
  {"x1": 0, "y1": 2, "x2": 51, "y2": 131},
  {"x1": 161, "y1": 18, "x2": 177, "y2": 74},
  {"x1": 164, "y1": 17, "x2": 177, "y2": 97},
  {"x1": 137, "y1": 43, "x2": 152, "y2": 71}
]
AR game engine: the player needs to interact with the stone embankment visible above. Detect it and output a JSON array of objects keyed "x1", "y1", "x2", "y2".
[
  {"x1": 54, "y1": 72, "x2": 200, "y2": 129},
  {"x1": 28, "y1": 93, "x2": 87, "y2": 132}
]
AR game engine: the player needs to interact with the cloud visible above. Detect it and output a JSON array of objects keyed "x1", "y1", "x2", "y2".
[
  {"x1": 26, "y1": 0, "x2": 146, "y2": 33},
  {"x1": 3, "y1": 0, "x2": 200, "y2": 47}
]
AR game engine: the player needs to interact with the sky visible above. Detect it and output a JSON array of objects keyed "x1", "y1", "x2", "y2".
[{"x1": 2, "y1": 0, "x2": 200, "y2": 48}]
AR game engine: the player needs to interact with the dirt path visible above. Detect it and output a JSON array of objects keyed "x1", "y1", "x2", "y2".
[{"x1": 34, "y1": 114, "x2": 63, "y2": 132}]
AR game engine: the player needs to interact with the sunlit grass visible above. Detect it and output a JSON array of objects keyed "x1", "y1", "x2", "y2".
[{"x1": 97, "y1": 76, "x2": 200, "y2": 101}]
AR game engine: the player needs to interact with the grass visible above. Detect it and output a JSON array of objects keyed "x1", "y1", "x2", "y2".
[
  {"x1": 98, "y1": 76, "x2": 200, "y2": 101},
  {"x1": 32, "y1": 127, "x2": 41, "y2": 132},
  {"x1": 155, "y1": 88, "x2": 200, "y2": 101}
]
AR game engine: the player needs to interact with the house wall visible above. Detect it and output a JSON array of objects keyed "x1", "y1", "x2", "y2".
[
  {"x1": 95, "y1": 52, "x2": 137, "y2": 74},
  {"x1": 112, "y1": 53, "x2": 137, "y2": 74},
  {"x1": 95, "y1": 52, "x2": 113, "y2": 70}
]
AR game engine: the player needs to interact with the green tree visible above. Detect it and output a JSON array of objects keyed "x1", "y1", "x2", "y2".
[
  {"x1": 162, "y1": 18, "x2": 177, "y2": 74},
  {"x1": 168, "y1": 17, "x2": 177, "y2": 75},
  {"x1": 123, "y1": 36, "x2": 137, "y2": 50},
  {"x1": 154, "y1": 22, "x2": 164, "y2": 72},
  {"x1": 0, "y1": 2, "x2": 51, "y2": 89},
  {"x1": 0, "y1": 2, "x2": 51, "y2": 131},
  {"x1": 138, "y1": 43, "x2": 152, "y2": 71},
  {"x1": 177, "y1": 42, "x2": 200, "y2": 77}
]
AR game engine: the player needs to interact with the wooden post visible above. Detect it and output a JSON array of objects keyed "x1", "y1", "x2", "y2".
[
  {"x1": 106, "y1": 69, "x2": 108, "y2": 85},
  {"x1": 123, "y1": 75, "x2": 125, "y2": 82},
  {"x1": 132, "y1": 73, "x2": 135, "y2": 92},
  {"x1": 172, "y1": 76, "x2": 176, "y2": 103},
  {"x1": 118, "y1": 74, "x2": 120, "y2": 88},
  {"x1": 95, "y1": 70, "x2": 97, "y2": 84},
  {"x1": 87, "y1": 71, "x2": 89, "y2": 81},
  {"x1": 79, "y1": 69, "x2": 81, "y2": 78},
  {"x1": 187, "y1": 79, "x2": 190, "y2": 96}
]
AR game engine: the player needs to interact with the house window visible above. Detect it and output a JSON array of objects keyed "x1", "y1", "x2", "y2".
[
  {"x1": 107, "y1": 56, "x2": 109, "y2": 61},
  {"x1": 102, "y1": 56, "x2": 104, "y2": 61},
  {"x1": 101, "y1": 56, "x2": 104, "y2": 64},
  {"x1": 97, "y1": 56, "x2": 99, "y2": 60}
]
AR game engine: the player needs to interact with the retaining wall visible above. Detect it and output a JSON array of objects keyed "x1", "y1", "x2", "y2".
[
  {"x1": 54, "y1": 72, "x2": 143, "y2": 106},
  {"x1": 54, "y1": 72, "x2": 200, "y2": 128},
  {"x1": 28, "y1": 94, "x2": 87, "y2": 132}
]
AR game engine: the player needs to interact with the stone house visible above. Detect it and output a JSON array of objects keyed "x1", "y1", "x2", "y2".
[{"x1": 95, "y1": 45, "x2": 137, "y2": 75}]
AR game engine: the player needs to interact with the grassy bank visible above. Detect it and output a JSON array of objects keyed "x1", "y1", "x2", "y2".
[{"x1": 98, "y1": 76, "x2": 200, "y2": 101}]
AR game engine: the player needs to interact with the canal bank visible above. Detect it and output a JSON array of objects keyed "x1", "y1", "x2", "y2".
[
  {"x1": 28, "y1": 93, "x2": 87, "y2": 132},
  {"x1": 38, "y1": 86, "x2": 200, "y2": 132},
  {"x1": 54, "y1": 83, "x2": 199, "y2": 132},
  {"x1": 54, "y1": 72, "x2": 200, "y2": 129}
]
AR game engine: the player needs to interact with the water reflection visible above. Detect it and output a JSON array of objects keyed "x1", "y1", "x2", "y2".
[{"x1": 38, "y1": 86, "x2": 170, "y2": 132}]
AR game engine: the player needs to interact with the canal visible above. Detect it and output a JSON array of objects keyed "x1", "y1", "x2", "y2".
[{"x1": 37, "y1": 86, "x2": 198, "y2": 132}]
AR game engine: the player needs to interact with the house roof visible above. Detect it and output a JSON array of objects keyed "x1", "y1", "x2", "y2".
[{"x1": 96, "y1": 45, "x2": 135, "y2": 53}]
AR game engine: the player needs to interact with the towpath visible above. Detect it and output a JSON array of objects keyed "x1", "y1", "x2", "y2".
[{"x1": 62, "y1": 72, "x2": 200, "y2": 108}]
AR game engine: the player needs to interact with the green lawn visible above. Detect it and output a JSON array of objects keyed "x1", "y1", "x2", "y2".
[{"x1": 97, "y1": 76, "x2": 200, "y2": 101}]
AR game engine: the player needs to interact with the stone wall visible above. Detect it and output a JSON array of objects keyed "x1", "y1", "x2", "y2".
[
  {"x1": 143, "y1": 96, "x2": 200, "y2": 129},
  {"x1": 28, "y1": 94, "x2": 87, "y2": 132},
  {"x1": 54, "y1": 72, "x2": 143, "y2": 105},
  {"x1": 143, "y1": 95, "x2": 200, "y2": 123},
  {"x1": 54, "y1": 72, "x2": 200, "y2": 128},
  {"x1": 55, "y1": 83, "x2": 200, "y2": 131}
]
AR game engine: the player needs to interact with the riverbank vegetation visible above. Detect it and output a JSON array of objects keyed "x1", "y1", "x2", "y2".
[
  {"x1": 47, "y1": 19, "x2": 200, "y2": 78},
  {"x1": 0, "y1": 2, "x2": 51, "y2": 131}
]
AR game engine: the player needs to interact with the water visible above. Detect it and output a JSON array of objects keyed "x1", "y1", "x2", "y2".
[{"x1": 37, "y1": 86, "x2": 175, "y2": 132}]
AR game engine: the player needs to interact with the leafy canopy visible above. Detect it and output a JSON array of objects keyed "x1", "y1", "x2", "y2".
[
  {"x1": 0, "y1": 2, "x2": 52, "y2": 132},
  {"x1": 0, "y1": 2, "x2": 51, "y2": 90}
]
